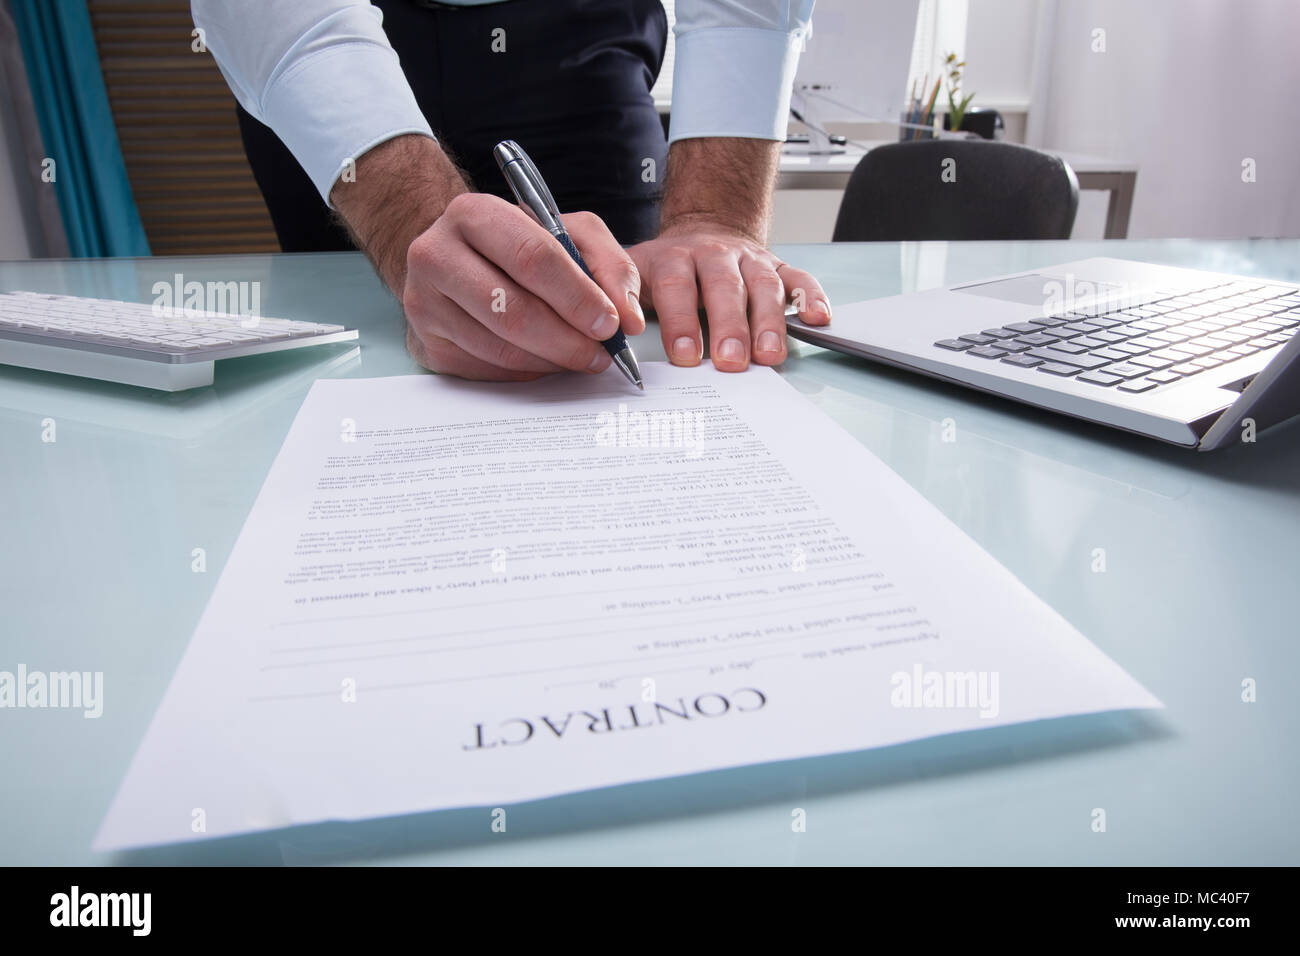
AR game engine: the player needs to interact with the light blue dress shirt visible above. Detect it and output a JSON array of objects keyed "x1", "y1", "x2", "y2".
[{"x1": 190, "y1": 0, "x2": 815, "y2": 205}]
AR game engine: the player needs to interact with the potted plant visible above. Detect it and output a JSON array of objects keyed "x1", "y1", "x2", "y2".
[{"x1": 941, "y1": 52, "x2": 976, "y2": 135}]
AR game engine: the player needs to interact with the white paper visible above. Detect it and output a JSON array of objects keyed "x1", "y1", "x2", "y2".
[{"x1": 95, "y1": 364, "x2": 1159, "y2": 850}]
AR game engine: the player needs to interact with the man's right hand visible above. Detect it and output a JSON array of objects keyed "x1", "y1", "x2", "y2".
[
  {"x1": 332, "y1": 135, "x2": 644, "y2": 382},
  {"x1": 403, "y1": 196, "x2": 645, "y2": 381}
]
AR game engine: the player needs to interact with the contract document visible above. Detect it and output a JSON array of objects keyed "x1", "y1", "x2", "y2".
[{"x1": 95, "y1": 364, "x2": 1159, "y2": 850}]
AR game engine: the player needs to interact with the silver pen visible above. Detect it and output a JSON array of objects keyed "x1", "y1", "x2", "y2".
[{"x1": 493, "y1": 140, "x2": 643, "y2": 389}]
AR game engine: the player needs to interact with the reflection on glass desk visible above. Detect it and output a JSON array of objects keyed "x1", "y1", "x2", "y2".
[{"x1": 1, "y1": 240, "x2": 1297, "y2": 866}]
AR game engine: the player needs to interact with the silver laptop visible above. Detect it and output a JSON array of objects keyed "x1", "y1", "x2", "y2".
[{"x1": 785, "y1": 257, "x2": 1300, "y2": 450}]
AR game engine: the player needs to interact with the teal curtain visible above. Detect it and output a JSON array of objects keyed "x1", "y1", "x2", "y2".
[{"x1": 10, "y1": 0, "x2": 149, "y2": 257}]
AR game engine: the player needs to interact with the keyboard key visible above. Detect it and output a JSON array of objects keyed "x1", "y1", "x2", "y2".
[
  {"x1": 1003, "y1": 322, "x2": 1043, "y2": 334},
  {"x1": 1192, "y1": 356, "x2": 1224, "y2": 369},
  {"x1": 1150, "y1": 330, "x2": 1190, "y2": 344},
  {"x1": 1130, "y1": 355, "x2": 1174, "y2": 370},
  {"x1": 1076, "y1": 371, "x2": 1123, "y2": 387},
  {"x1": 1147, "y1": 370, "x2": 1182, "y2": 384},
  {"x1": 1061, "y1": 322, "x2": 1102, "y2": 333},
  {"x1": 1102, "y1": 362, "x2": 1151, "y2": 379},
  {"x1": 1086, "y1": 317, "x2": 1125, "y2": 330},
  {"x1": 1013, "y1": 331, "x2": 1059, "y2": 347},
  {"x1": 966, "y1": 345, "x2": 1009, "y2": 359},
  {"x1": 1111, "y1": 342, "x2": 1152, "y2": 355},
  {"x1": 998, "y1": 341, "x2": 1031, "y2": 353},
  {"x1": 1117, "y1": 378, "x2": 1160, "y2": 393},
  {"x1": 934, "y1": 339, "x2": 972, "y2": 351},
  {"x1": 1049, "y1": 326, "x2": 1082, "y2": 339},
  {"x1": 958, "y1": 333, "x2": 997, "y2": 345},
  {"x1": 981, "y1": 328, "x2": 1021, "y2": 340},
  {"x1": 1072, "y1": 336, "x2": 1109, "y2": 349},
  {"x1": 1128, "y1": 336, "x2": 1168, "y2": 350},
  {"x1": 1043, "y1": 339, "x2": 1089, "y2": 354},
  {"x1": 1001, "y1": 353, "x2": 1044, "y2": 368},
  {"x1": 1027, "y1": 316, "x2": 1068, "y2": 328},
  {"x1": 1171, "y1": 363, "x2": 1204, "y2": 375},
  {"x1": 1036, "y1": 362, "x2": 1080, "y2": 376},
  {"x1": 1090, "y1": 348, "x2": 1133, "y2": 363},
  {"x1": 1088, "y1": 330, "x2": 1127, "y2": 344},
  {"x1": 1025, "y1": 348, "x2": 1110, "y2": 369}
]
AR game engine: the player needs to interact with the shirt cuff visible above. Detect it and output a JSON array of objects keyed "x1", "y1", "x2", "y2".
[
  {"x1": 667, "y1": 28, "x2": 804, "y2": 143},
  {"x1": 260, "y1": 41, "x2": 436, "y2": 206}
]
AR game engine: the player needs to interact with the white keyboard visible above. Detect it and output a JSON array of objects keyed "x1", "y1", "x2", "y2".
[{"x1": 0, "y1": 290, "x2": 358, "y2": 391}]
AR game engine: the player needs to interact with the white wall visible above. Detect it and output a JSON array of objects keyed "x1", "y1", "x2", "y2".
[
  {"x1": 1031, "y1": 0, "x2": 1300, "y2": 239},
  {"x1": 963, "y1": 0, "x2": 1038, "y2": 111}
]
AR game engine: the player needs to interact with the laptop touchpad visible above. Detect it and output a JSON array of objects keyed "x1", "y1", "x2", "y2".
[{"x1": 951, "y1": 274, "x2": 1063, "y2": 305}]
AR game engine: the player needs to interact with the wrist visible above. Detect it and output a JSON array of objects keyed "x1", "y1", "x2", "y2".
[
  {"x1": 658, "y1": 137, "x2": 781, "y2": 245},
  {"x1": 330, "y1": 134, "x2": 471, "y2": 295}
]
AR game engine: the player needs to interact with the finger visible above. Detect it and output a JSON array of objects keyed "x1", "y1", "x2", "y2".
[
  {"x1": 563, "y1": 211, "x2": 645, "y2": 336},
  {"x1": 740, "y1": 255, "x2": 788, "y2": 366},
  {"x1": 413, "y1": 287, "x2": 570, "y2": 376},
  {"x1": 420, "y1": 240, "x2": 612, "y2": 374},
  {"x1": 776, "y1": 263, "x2": 832, "y2": 326},
  {"x1": 696, "y1": 249, "x2": 751, "y2": 372},
  {"x1": 454, "y1": 196, "x2": 622, "y2": 341},
  {"x1": 647, "y1": 248, "x2": 704, "y2": 367},
  {"x1": 413, "y1": 329, "x2": 549, "y2": 382}
]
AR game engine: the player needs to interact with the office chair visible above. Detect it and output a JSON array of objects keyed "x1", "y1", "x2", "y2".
[{"x1": 831, "y1": 140, "x2": 1079, "y2": 241}]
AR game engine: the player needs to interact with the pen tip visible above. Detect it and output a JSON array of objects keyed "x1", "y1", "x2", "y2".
[{"x1": 637, "y1": 380, "x2": 644, "y2": 391}]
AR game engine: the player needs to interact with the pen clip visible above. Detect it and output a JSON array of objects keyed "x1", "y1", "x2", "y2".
[{"x1": 494, "y1": 140, "x2": 563, "y2": 235}]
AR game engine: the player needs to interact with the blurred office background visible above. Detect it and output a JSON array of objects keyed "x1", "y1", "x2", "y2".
[{"x1": 1, "y1": 0, "x2": 1298, "y2": 260}]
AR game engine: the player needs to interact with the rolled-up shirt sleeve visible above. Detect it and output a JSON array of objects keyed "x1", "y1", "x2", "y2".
[
  {"x1": 192, "y1": 0, "x2": 435, "y2": 205},
  {"x1": 668, "y1": 0, "x2": 816, "y2": 143}
]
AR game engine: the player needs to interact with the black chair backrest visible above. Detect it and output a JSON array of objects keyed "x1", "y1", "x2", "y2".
[{"x1": 832, "y1": 140, "x2": 1079, "y2": 242}]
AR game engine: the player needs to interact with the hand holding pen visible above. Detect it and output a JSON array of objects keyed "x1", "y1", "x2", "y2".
[
  {"x1": 391, "y1": 140, "x2": 645, "y2": 383},
  {"x1": 495, "y1": 141, "x2": 643, "y2": 388}
]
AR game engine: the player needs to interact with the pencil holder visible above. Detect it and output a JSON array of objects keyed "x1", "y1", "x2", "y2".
[{"x1": 899, "y1": 112, "x2": 936, "y2": 141}]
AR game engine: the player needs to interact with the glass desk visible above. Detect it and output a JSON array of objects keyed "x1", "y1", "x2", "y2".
[{"x1": 1, "y1": 240, "x2": 1297, "y2": 865}]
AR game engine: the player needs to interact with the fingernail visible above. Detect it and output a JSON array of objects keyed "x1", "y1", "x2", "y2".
[
  {"x1": 718, "y1": 337, "x2": 745, "y2": 363},
  {"x1": 588, "y1": 349, "x2": 611, "y2": 372},
  {"x1": 671, "y1": 336, "x2": 699, "y2": 364},
  {"x1": 626, "y1": 291, "x2": 646, "y2": 330},
  {"x1": 757, "y1": 330, "x2": 782, "y2": 353},
  {"x1": 812, "y1": 299, "x2": 831, "y2": 317},
  {"x1": 592, "y1": 311, "x2": 619, "y2": 339}
]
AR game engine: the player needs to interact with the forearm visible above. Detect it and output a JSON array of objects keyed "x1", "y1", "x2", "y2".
[
  {"x1": 330, "y1": 134, "x2": 472, "y2": 295},
  {"x1": 659, "y1": 137, "x2": 782, "y2": 244}
]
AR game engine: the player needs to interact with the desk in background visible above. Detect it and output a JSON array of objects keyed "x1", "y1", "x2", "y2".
[
  {"x1": 1, "y1": 240, "x2": 1296, "y2": 865},
  {"x1": 778, "y1": 142, "x2": 1139, "y2": 239}
]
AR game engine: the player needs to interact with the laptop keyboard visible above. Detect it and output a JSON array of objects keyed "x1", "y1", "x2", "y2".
[{"x1": 935, "y1": 280, "x2": 1300, "y2": 393}]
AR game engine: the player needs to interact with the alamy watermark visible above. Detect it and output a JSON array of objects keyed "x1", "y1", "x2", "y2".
[
  {"x1": 0, "y1": 665, "x2": 103, "y2": 718},
  {"x1": 151, "y1": 272, "x2": 261, "y2": 325},
  {"x1": 1040, "y1": 272, "x2": 1143, "y2": 318},
  {"x1": 890, "y1": 664, "x2": 1000, "y2": 718},
  {"x1": 595, "y1": 403, "x2": 706, "y2": 455}
]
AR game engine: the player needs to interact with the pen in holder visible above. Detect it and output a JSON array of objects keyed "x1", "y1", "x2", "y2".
[{"x1": 900, "y1": 75, "x2": 942, "y2": 141}]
